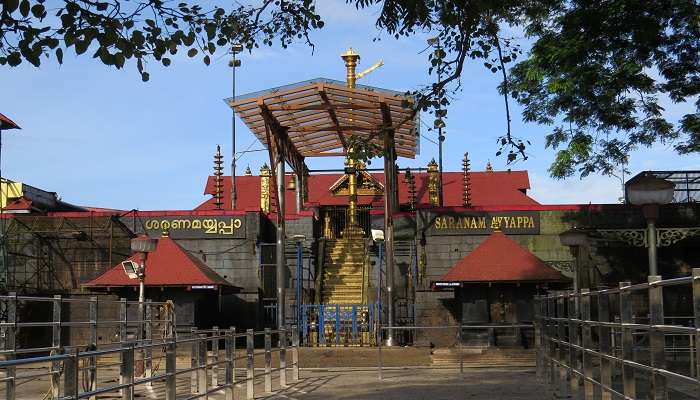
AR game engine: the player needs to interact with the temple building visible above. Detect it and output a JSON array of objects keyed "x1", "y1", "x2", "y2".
[{"x1": 2, "y1": 50, "x2": 700, "y2": 347}]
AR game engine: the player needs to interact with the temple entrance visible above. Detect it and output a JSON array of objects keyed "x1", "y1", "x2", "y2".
[{"x1": 322, "y1": 206, "x2": 372, "y2": 239}]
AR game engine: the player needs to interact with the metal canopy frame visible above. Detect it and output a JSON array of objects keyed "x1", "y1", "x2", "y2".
[
  {"x1": 628, "y1": 170, "x2": 700, "y2": 203},
  {"x1": 228, "y1": 78, "x2": 419, "y2": 161}
]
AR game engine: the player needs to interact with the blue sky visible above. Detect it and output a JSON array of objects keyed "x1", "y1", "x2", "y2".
[{"x1": 2, "y1": 1, "x2": 698, "y2": 210}]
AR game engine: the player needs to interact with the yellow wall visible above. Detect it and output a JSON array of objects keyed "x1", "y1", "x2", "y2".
[{"x1": 1, "y1": 180, "x2": 23, "y2": 208}]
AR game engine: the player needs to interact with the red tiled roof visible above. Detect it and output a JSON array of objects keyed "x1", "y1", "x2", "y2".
[
  {"x1": 4, "y1": 197, "x2": 33, "y2": 211},
  {"x1": 0, "y1": 113, "x2": 20, "y2": 130},
  {"x1": 196, "y1": 170, "x2": 538, "y2": 212},
  {"x1": 439, "y1": 231, "x2": 567, "y2": 283},
  {"x1": 85, "y1": 235, "x2": 233, "y2": 288}
]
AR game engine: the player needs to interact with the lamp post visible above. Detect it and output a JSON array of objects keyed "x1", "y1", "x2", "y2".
[
  {"x1": 130, "y1": 235, "x2": 157, "y2": 375},
  {"x1": 291, "y1": 234, "x2": 306, "y2": 336},
  {"x1": 626, "y1": 173, "x2": 675, "y2": 276},
  {"x1": 371, "y1": 229, "x2": 387, "y2": 344},
  {"x1": 426, "y1": 37, "x2": 444, "y2": 207},
  {"x1": 230, "y1": 43, "x2": 243, "y2": 210},
  {"x1": 559, "y1": 228, "x2": 590, "y2": 292}
]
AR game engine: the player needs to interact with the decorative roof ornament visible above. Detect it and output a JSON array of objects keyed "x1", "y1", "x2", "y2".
[
  {"x1": 213, "y1": 145, "x2": 224, "y2": 209},
  {"x1": 244, "y1": 165, "x2": 252, "y2": 176},
  {"x1": 405, "y1": 168, "x2": 417, "y2": 211},
  {"x1": 462, "y1": 152, "x2": 472, "y2": 207},
  {"x1": 427, "y1": 158, "x2": 440, "y2": 207},
  {"x1": 288, "y1": 174, "x2": 297, "y2": 191},
  {"x1": 486, "y1": 160, "x2": 493, "y2": 172},
  {"x1": 259, "y1": 164, "x2": 271, "y2": 214}
]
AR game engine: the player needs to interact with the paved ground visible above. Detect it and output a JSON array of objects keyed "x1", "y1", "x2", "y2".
[
  {"x1": 5, "y1": 366, "x2": 555, "y2": 399},
  {"x1": 265, "y1": 368, "x2": 555, "y2": 400}
]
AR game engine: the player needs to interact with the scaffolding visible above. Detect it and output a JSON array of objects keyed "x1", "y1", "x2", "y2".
[{"x1": 0, "y1": 214, "x2": 134, "y2": 294}]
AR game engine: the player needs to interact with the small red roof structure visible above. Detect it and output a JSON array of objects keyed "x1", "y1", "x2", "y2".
[
  {"x1": 85, "y1": 234, "x2": 235, "y2": 289},
  {"x1": 0, "y1": 113, "x2": 20, "y2": 130},
  {"x1": 438, "y1": 231, "x2": 567, "y2": 283}
]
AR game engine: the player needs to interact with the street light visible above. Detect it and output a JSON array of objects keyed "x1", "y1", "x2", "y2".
[
  {"x1": 559, "y1": 228, "x2": 589, "y2": 292},
  {"x1": 371, "y1": 229, "x2": 390, "y2": 344},
  {"x1": 129, "y1": 235, "x2": 157, "y2": 376},
  {"x1": 230, "y1": 43, "x2": 243, "y2": 210},
  {"x1": 625, "y1": 173, "x2": 675, "y2": 276},
  {"x1": 289, "y1": 234, "x2": 306, "y2": 340}
]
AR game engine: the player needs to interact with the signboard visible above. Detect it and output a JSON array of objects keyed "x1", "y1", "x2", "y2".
[
  {"x1": 190, "y1": 285, "x2": 216, "y2": 290},
  {"x1": 433, "y1": 281, "x2": 463, "y2": 289},
  {"x1": 423, "y1": 211, "x2": 540, "y2": 235},
  {"x1": 141, "y1": 216, "x2": 245, "y2": 239}
]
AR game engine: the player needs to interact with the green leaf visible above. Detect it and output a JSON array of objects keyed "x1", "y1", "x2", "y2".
[
  {"x1": 187, "y1": 48, "x2": 197, "y2": 57},
  {"x1": 141, "y1": 71, "x2": 150, "y2": 82},
  {"x1": 162, "y1": 57, "x2": 171, "y2": 66},
  {"x1": 203, "y1": 55, "x2": 210, "y2": 65},
  {"x1": 19, "y1": 0, "x2": 29, "y2": 17},
  {"x1": 55, "y1": 48, "x2": 63, "y2": 64},
  {"x1": 30, "y1": 3, "x2": 45, "y2": 18},
  {"x1": 4, "y1": 0, "x2": 19, "y2": 13},
  {"x1": 205, "y1": 23, "x2": 216, "y2": 41}
]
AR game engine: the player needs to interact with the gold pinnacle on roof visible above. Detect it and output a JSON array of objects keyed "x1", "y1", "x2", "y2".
[
  {"x1": 462, "y1": 152, "x2": 472, "y2": 207},
  {"x1": 213, "y1": 145, "x2": 224, "y2": 209},
  {"x1": 486, "y1": 161, "x2": 493, "y2": 172},
  {"x1": 341, "y1": 48, "x2": 361, "y2": 88},
  {"x1": 244, "y1": 165, "x2": 252, "y2": 176}
]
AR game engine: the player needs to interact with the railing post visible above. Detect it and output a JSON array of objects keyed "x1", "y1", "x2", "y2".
[
  {"x1": 119, "y1": 297, "x2": 127, "y2": 394},
  {"x1": 319, "y1": 304, "x2": 325, "y2": 346},
  {"x1": 198, "y1": 333, "x2": 208, "y2": 395},
  {"x1": 212, "y1": 326, "x2": 219, "y2": 388},
  {"x1": 648, "y1": 275, "x2": 667, "y2": 399},
  {"x1": 64, "y1": 349, "x2": 79, "y2": 399},
  {"x1": 280, "y1": 328, "x2": 287, "y2": 387},
  {"x1": 88, "y1": 296, "x2": 98, "y2": 399},
  {"x1": 165, "y1": 338, "x2": 177, "y2": 400},
  {"x1": 335, "y1": 304, "x2": 341, "y2": 345},
  {"x1": 619, "y1": 281, "x2": 636, "y2": 398},
  {"x1": 246, "y1": 329, "x2": 254, "y2": 400},
  {"x1": 458, "y1": 325, "x2": 464, "y2": 374},
  {"x1": 121, "y1": 345, "x2": 135, "y2": 400},
  {"x1": 556, "y1": 293, "x2": 569, "y2": 397},
  {"x1": 547, "y1": 295, "x2": 556, "y2": 385},
  {"x1": 3, "y1": 293, "x2": 17, "y2": 400},
  {"x1": 292, "y1": 327, "x2": 300, "y2": 381},
  {"x1": 224, "y1": 327, "x2": 235, "y2": 400},
  {"x1": 580, "y1": 289, "x2": 593, "y2": 400},
  {"x1": 145, "y1": 299, "x2": 153, "y2": 386},
  {"x1": 692, "y1": 269, "x2": 700, "y2": 386},
  {"x1": 567, "y1": 293, "x2": 580, "y2": 398},
  {"x1": 191, "y1": 327, "x2": 198, "y2": 394},
  {"x1": 51, "y1": 295, "x2": 62, "y2": 399},
  {"x1": 597, "y1": 291, "x2": 612, "y2": 400},
  {"x1": 264, "y1": 328, "x2": 272, "y2": 393}
]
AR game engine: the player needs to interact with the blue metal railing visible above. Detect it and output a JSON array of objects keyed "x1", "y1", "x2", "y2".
[{"x1": 299, "y1": 303, "x2": 382, "y2": 346}]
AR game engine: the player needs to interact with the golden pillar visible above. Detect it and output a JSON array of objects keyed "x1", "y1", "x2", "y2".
[
  {"x1": 260, "y1": 164, "x2": 270, "y2": 213},
  {"x1": 340, "y1": 48, "x2": 364, "y2": 238},
  {"x1": 428, "y1": 159, "x2": 440, "y2": 206}
]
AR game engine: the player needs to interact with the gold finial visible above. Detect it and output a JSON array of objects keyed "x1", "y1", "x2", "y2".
[
  {"x1": 341, "y1": 47, "x2": 361, "y2": 88},
  {"x1": 486, "y1": 161, "x2": 493, "y2": 172},
  {"x1": 244, "y1": 165, "x2": 252, "y2": 176},
  {"x1": 213, "y1": 145, "x2": 224, "y2": 209},
  {"x1": 405, "y1": 168, "x2": 417, "y2": 211},
  {"x1": 162, "y1": 231, "x2": 170, "y2": 237},
  {"x1": 462, "y1": 152, "x2": 472, "y2": 207}
]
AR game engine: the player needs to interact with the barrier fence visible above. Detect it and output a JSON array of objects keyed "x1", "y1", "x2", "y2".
[
  {"x1": 299, "y1": 303, "x2": 381, "y2": 346},
  {"x1": 0, "y1": 294, "x2": 300, "y2": 400},
  {"x1": 535, "y1": 269, "x2": 700, "y2": 399}
]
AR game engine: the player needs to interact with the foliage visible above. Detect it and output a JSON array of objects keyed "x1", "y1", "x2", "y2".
[
  {"x1": 0, "y1": 0, "x2": 323, "y2": 81},
  {"x1": 351, "y1": 0, "x2": 700, "y2": 178}
]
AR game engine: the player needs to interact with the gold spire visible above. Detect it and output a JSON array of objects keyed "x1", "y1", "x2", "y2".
[
  {"x1": 462, "y1": 152, "x2": 472, "y2": 207},
  {"x1": 341, "y1": 47, "x2": 361, "y2": 88},
  {"x1": 244, "y1": 165, "x2": 252, "y2": 176},
  {"x1": 260, "y1": 164, "x2": 270, "y2": 213},
  {"x1": 486, "y1": 161, "x2": 493, "y2": 172},
  {"x1": 405, "y1": 168, "x2": 417, "y2": 211},
  {"x1": 213, "y1": 145, "x2": 224, "y2": 209}
]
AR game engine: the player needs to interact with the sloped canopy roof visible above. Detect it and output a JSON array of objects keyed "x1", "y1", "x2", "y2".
[
  {"x1": 0, "y1": 113, "x2": 20, "y2": 130},
  {"x1": 439, "y1": 231, "x2": 567, "y2": 283},
  {"x1": 85, "y1": 235, "x2": 235, "y2": 289},
  {"x1": 228, "y1": 78, "x2": 419, "y2": 159}
]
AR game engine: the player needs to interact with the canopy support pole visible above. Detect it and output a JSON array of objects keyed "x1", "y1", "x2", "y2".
[{"x1": 380, "y1": 101, "x2": 396, "y2": 346}]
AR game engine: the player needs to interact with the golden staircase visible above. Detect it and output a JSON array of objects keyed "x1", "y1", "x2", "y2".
[{"x1": 321, "y1": 239, "x2": 368, "y2": 304}]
